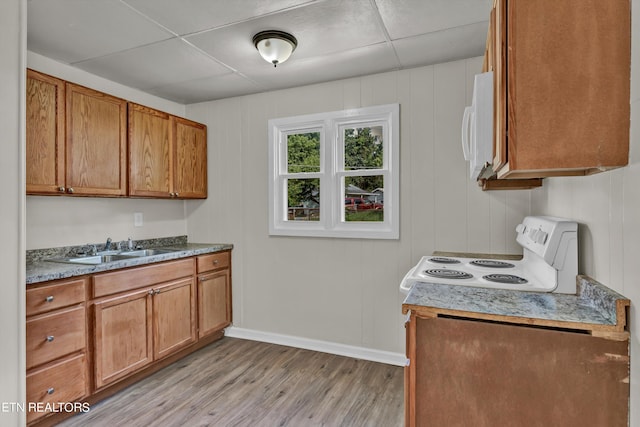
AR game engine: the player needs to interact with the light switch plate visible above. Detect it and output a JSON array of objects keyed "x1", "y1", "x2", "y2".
[{"x1": 134, "y1": 212, "x2": 143, "y2": 227}]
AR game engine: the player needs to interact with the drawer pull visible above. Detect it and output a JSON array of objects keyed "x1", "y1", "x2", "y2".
[
  {"x1": 47, "y1": 388, "x2": 55, "y2": 395},
  {"x1": 213, "y1": 259, "x2": 219, "y2": 265},
  {"x1": 45, "y1": 296, "x2": 54, "y2": 303},
  {"x1": 46, "y1": 335, "x2": 55, "y2": 342}
]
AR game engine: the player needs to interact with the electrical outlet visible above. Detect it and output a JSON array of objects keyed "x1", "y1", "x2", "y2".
[{"x1": 134, "y1": 212, "x2": 143, "y2": 227}]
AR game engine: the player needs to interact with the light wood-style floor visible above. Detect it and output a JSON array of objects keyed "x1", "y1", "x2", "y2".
[{"x1": 59, "y1": 337, "x2": 404, "y2": 427}]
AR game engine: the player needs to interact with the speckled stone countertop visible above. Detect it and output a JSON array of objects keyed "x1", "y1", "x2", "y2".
[
  {"x1": 27, "y1": 236, "x2": 233, "y2": 285},
  {"x1": 403, "y1": 274, "x2": 630, "y2": 336}
]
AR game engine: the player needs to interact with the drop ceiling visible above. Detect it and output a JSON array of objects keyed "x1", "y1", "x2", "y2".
[{"x1": 27, "y1": 0, "x2": 492, "y2": 104}]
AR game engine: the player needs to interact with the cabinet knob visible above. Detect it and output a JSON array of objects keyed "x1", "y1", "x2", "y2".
[
  {"x1": 67, "y1": 187, "x2": 74, "y2": 194},
  {"x1": 47, "y1": 388, "x2": 55, "y2": 395},
  {"x1": 46, "y1": 335, "x2": 54, "y2": 342},
  {"x1": 58, "y1": 187, "x2": 65, "y2": 193},
  {"x1": 154, "y1": 289, "x2": 160, "y2": 295},
  {"x1": 148, "y1": 289, "x2": 154, "y2": 295},
  {"x1": 45, "y1": 295, "x2": 54, "y2": 303},
  {"x1": 169, "y1": 192, "x2": 175, "y2": 197},
  {"x1": 213, "y1": 259, "x2": 219, "y2": 265},
  {"x1": 174, "y1": 192, "x2": 179, "y2": 197}
]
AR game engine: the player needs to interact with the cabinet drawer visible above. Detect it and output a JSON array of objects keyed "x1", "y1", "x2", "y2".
[
  {"x1": 27, "y1": 278, "x2": 87, "y2": 316},
  {"x1": 27, "y1": 353, "x2": 88, "y2": 423},
  {"x1": 27, "y1": 305, "x2": 86, "y2": 370},
  {"x1": 93, "y1": 258, "x2": 195, "y2": 298},
  {"x1": 197, "y1": 251, "x2": 230, "y2": 274}
]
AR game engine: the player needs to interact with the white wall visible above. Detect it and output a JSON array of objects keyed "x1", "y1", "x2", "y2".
[
  {"x1": 531, "y1": 0, "x2": 640, "y2": 422},
  {"x1": 1, "y1": 0, "x2": 25, "y2": 424},
  {"x1": 25, "y1": 53, "x2": 190, "y2": 250},
  {"x1": 185, "y1": 57, "x2": 533, "y2": 355}
]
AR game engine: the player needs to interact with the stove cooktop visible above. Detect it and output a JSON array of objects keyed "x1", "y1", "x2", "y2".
[{"x1": 400, "y1": 255, "x2": 556, "y2": 294}]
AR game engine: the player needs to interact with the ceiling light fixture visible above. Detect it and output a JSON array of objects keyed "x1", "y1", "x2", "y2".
[{"x1": 253, "y1": 30, "x2": 297, "y2": 67}]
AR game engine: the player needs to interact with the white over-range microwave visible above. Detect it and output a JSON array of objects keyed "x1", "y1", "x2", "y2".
[{"x1": 461, "y1": 71, "x2": 493, "y2": 180}]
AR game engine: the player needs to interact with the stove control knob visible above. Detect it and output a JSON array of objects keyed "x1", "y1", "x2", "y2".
[{"x1": 535, "y1": 230, "x2": 548, "y2": 244}]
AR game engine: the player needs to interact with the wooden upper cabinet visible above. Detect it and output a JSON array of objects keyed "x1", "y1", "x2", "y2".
[
  {"x1": 66, "y1": 83, "x2": 127, "y2": 196},
  {"x1": 26, "y1": 69, "x2": 66, "y2": 195},
  {"x1": 27, "y1": 71, "x2": 207, "y2": 199},
  {"x1": 128, "y1": 103, "x2": 172, "y2": 197},
  {"x1": 129, "y1": 104, "x2": 207, "y2": 199},
  {"x1": 174, "y1": 117, "x2": 207, "y2": 199},
  {"x1": 489, "y1": 0, "x2": 630, "y2": 180}
]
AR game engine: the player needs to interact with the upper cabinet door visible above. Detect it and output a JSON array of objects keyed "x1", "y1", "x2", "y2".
[
  {"x1": 173, "y1": 117, "x2": 207, "y2": 199},
  {"x1": 496, "y1": 0, "x2": 630, "y2": 179},
  {"x1": 26, "y1": 69, "x2": 66, "y2": 195},
  {"x1": 128, "y1": 103, "x2": 173, "y2": 198},
  {"x1": 65, "y1": 83, "x2": 127, "y2": 196}
]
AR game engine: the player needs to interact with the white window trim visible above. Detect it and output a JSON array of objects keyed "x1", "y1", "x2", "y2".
[{"x1": 268, "y1": 104, "x2": 399, "y2": 239}]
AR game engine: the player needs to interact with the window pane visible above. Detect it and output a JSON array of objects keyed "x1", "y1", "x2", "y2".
[
  {"x1": 344, "y1": 126, "x2": 383, "y2": 171},
  {"x1": 287, "y1": 178, "x2": 320, "y2": 221},
  {"x1": 287, "y1": 132, "x2": 320, "y2": 173},
  {"x1": 344, "y1": 176, "x2": 384, "y2": 222}
]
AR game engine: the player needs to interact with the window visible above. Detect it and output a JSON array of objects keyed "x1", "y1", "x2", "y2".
[{"x1": 268, "y1": 104, "x2": 399, "y2": 239}]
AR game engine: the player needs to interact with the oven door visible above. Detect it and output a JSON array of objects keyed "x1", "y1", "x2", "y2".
[{"x1": 462, "y1": 71, "x2": 493, "y2": 180}]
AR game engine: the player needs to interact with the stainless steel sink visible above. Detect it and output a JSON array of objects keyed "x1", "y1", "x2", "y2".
[
  {"x1": 45, "y1": 247, "x2": 180, "y2": 265},
  {"x1": 118, "y1": 248, "x2": 178, "y2": 257},
  {"x1": 47, "y1": 254, "x2": 138, "y2": 265}
]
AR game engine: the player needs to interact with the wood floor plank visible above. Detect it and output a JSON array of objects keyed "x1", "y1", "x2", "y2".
[{"x1": 58, "y1": 337, "x2": 404, "y2": 427}]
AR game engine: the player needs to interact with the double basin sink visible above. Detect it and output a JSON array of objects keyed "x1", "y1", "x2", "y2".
[{"x1": 47, "y1": 248, "x2": 180, "y2": 265}]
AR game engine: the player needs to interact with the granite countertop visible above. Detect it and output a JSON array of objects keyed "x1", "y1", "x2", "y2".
[
  {"x1": 403, "y1": 262, "x2": 630, "y2": 337},
  {"x1": 27, "y1": 236, "x2": 233, "y2": 285}
]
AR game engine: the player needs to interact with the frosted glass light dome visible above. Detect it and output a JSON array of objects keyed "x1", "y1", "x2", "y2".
[{"x1": 253, "y1": 31, "x2": 298, "y2": 67}]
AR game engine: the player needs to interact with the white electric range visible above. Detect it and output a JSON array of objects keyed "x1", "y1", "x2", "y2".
[{"x1": 400, "y1": 216, "x2": 578, "y2": 294}]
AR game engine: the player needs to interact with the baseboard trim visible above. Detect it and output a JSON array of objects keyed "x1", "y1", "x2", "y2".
[{"x1": 225, "y1": 326, "x2": 406, "y2": 367}]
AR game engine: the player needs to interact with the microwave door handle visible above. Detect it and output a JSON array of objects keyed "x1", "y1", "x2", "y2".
[{"x1": 462, "y1": 106, "x2": 473, "y2": 160}]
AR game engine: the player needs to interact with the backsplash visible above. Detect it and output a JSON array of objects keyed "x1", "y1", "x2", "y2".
[{"x1": 26, "y1": 235, "x2": 188, "y2": 263}]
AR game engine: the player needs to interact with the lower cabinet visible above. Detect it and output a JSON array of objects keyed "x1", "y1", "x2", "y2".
[
  {"x1": 197, "y1": 251, "x2": 232, "y2": 338},
  {"x1": 153, "y1": 278, "x2": 197, "y2": 359},
  {"x1": 27, "y1": 251, "x2": 231, "y2": 425},
  {"x1": 26, "y1": 277, "x2": 89, "y2": 424},
  {"x1": 93, "y1": 287, "x2": 153, "y2": 389},
  {"x1": 92, "y1": 262, "x2": 197, "y2": 389},
  {"x1": 26, "y1": 353, "x2": 88, "y2": 421},
  {"x1": 405, "y1": 314, "x2": 630, "y2": 427},
  {"x1": 198, "y1": 270, "x2": 231, "y2": 338}
]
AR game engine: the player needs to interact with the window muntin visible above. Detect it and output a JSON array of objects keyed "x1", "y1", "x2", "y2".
[{"x1": 269, "y1": 104, "x2": 399, "y2": 239}]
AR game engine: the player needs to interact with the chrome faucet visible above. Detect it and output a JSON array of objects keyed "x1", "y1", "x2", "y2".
[{"x1": 104, "y1": 237, "x2": 112, "y2": 251}]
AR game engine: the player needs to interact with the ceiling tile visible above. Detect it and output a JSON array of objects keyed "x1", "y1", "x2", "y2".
[
  {"x1": 27, "y1": 0, "x2": 172, "y2": 63},
  {"x1": 376, "y1": 0, "x2": 492, "y2": 39},
  {"x1": 73, "y1": 38, "x2": 231, "y2": 90},
  {"x1": 123, "y1": 0, "x2": 320, "y2": 36},
  {"x1": 187, "y1": 0, "x2": 387, "y2": 68},
  {"x1": 393, "y1": 22, "x2": 488, "y2": 68},
  {"x1": 147, "y1": 73, "x2": 264, "y2": 104},
  {"x1": 242, "y1": 43, "x2": 399, "y2": 91},
  {"x1": 26, "y1": 0, "x2": 495, "y2": 103}
]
